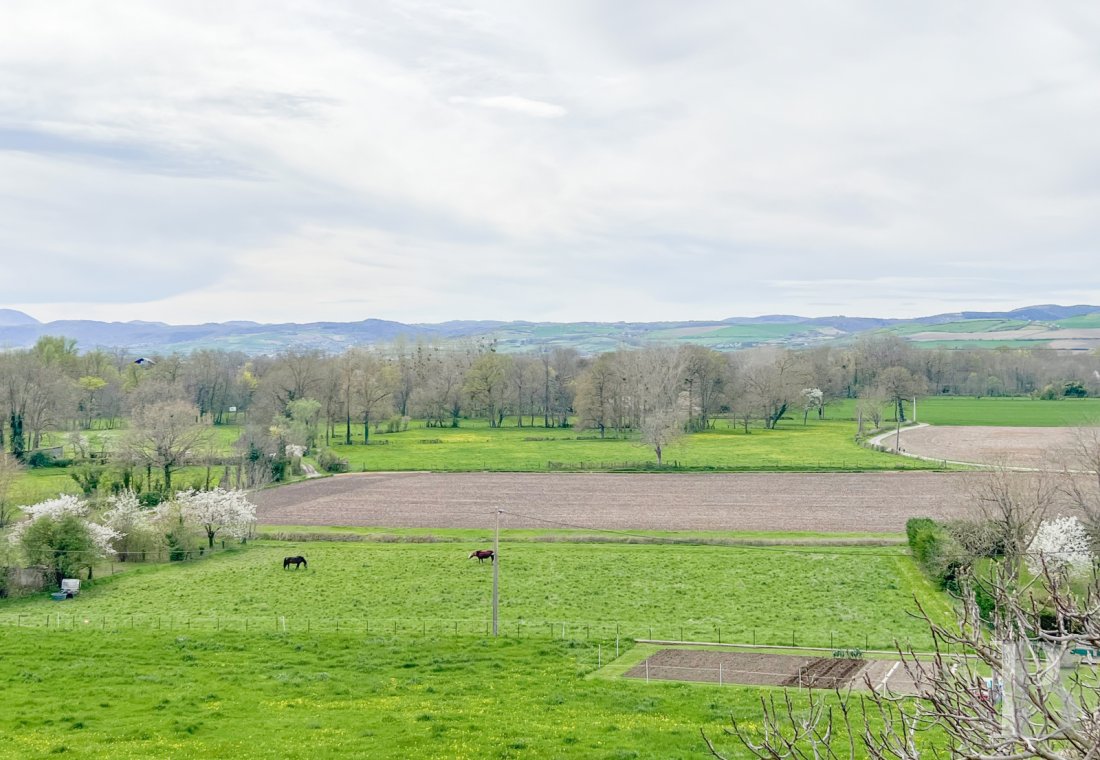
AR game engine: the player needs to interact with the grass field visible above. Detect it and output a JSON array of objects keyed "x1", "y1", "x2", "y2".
[
  {"x1": 327, "y1": 418, "x2": 936, "y2": 473},
  {"x1": 886, "y1": 318, "x2": 1031, "y2": 335},
  {"x1": 0, "y1": 538, "x2": 947, "y2": 758},
  {"x1": 0, "y1": 540, "x2": 944, "y2": 650},
  {"x1": 828, "y1": 396, "x2": 1100, "y2": 427},
  {"x1": 1055, "y1": 313, "x2": 1100, "y2": 328},
  {"x1": 0, "y1": 629, "x2": 812, "y2": 759}
]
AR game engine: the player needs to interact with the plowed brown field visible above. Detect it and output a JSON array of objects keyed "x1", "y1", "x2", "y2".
[
  {"x1": 252, "y1": 471, "x2": 975, "y2": 532},
  {"x1": 897, "y1": 425, "x2": 1078, "y2": 468}
]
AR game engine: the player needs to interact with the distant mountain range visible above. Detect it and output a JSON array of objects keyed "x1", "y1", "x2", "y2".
[{"x1": 2, "y1": 304, "x2": 1099, "y2": 355}]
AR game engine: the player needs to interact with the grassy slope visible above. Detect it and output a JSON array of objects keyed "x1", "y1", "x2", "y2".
[
  {"x1": 0, "y1": 539, "x2": 947, "y2": 758},
  {"x1": 1055, "y1": 313, "x2": 1100, "y2": 328}
]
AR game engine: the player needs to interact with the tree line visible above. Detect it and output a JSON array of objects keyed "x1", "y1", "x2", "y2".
[{"x1": 0, "y1": 334, "x2": 1098, "y2": 483}]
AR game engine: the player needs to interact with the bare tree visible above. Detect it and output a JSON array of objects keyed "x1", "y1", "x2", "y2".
[
  {"x1": 705, "y1": 563, "x2": 1100, "y2": 759},
  {"x1": 0, "y1": 451, "x2": 22, "y2": 528},
  {"x1": 640, "y1": 406, "x2": 684, "y2": 466},
  {"x1": 969, "y1": 467, "x2": 1057, "y2": 575},
  {"x1": 126, "y1": 401, "x2": 210, "y2": 492},
  {"x1": 1060, "y1": 426, "x2": 1100, "y2": 552}
]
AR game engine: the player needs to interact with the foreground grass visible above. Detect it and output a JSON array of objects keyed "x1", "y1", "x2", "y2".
[
  {"x1": 328, "y1": 419, "x2": 936, "y2": 473},
  {"x1": 0, "y1": 541, "x2": 946, "y2": 651},
  {"x1": 0, "y1": 629, "x2": 826, "y2": 759}
]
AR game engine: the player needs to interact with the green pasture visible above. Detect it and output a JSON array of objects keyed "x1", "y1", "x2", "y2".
[
  {"x1": 0, "y1": 538, "x2": 950, "y2": 758},
  {"x1": 0, "y1": 629, "x2": 846, "y2": 759},
  {"x1": 828, "y1": 395, "x2": 1100, "y2": 427},
  {"x1": 0, "y1": 541, "x2": 946, "y2": 650},
  {"x1": 327, "y1": 418, "x2": 936, "y2": 472}
]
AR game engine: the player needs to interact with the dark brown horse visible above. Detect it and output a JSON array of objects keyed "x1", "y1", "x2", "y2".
[
  {"x1": 468, "y1": 550, "x2": 494, "y2": 564},
  {"x1": 283, "y1": 555, "x2": 307, "y2": 570}
]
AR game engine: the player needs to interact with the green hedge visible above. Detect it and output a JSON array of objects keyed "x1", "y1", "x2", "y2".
[{"x1": 906, "y1": 517, "x2": 965, "y2": 589}]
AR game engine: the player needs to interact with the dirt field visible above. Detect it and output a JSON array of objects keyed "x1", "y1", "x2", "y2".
[
  {"x1": 897, "y1": 426, "x2": 1079, "y2": 468},
  {"x1": 623, "y1": 649, "x2": 918, "y2": 694},
  {"x1": 252, "y1": 471, "x2": 977, "y2": 532}
]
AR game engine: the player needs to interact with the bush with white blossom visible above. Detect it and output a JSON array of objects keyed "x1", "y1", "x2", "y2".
[
  {"x1": 7, "y1": 494, "x2": 120, "y2": 583},
  {"x1": 1027, "y1": 516, "x2": 1094, "y2": 577}
]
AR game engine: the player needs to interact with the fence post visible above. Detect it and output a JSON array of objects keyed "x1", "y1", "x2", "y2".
[
  {"x1": 719, "y1": 662, "x2": 723, "y2": 685},
  {"x1": 717, "y1": 626, "x2": 721, "y2": 644},
  {"x1": 616, "y1": 637, "x2": 620, "y2": 658},
  {"x1": 680, "y1": 625, "x2": 684, "y2": 642},
  {"x1": 753, "y1": 629, "x2": 756, "y2": 646},
  {"x1": 646, "y1": 659, "x2": 650, "y2": 683},
  {"x1": 598, "y1": 644, "x2": 602, "y2": 668}
]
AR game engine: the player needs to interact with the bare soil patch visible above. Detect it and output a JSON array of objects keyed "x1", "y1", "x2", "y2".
[
  {"x1": 252, "y1": 472, "x2": 974, "y2": 533},
  {"x1": 897, "y1": 426, "x2": 1080, "y2": 468},
  {"x1": 623, "y1": 650, "x2": 917, "y2": 693}
]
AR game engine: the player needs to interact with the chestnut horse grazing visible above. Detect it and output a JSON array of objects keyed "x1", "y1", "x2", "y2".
[
  {"x1": 468, "y1": 550, "x2": 494, "y2": 564},
  {"x1": 283, "y1": 555, "x2": 307, "y2": 570}
]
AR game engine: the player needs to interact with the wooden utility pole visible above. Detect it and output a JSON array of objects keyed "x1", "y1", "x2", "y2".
[{"x1": 492, "y1": 508, "x2": 501, "y2": 637}]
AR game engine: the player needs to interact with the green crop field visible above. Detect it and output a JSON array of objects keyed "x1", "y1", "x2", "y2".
[
  {"x1": 327, "y1": 418, "x2": 937, "y2": 472},
  {"x1": 1055, "y1": 313, "x2": 1100, "y2": 328},
  {"x1": 0, "y1": 539, "x2": 947, "y2": 758},
  {"x1": 828, "y1": 396, "x2": 1100, "y2": 427},
  {"x1": 887, "y1": 319, "x2": 1031, "y2": 335}
]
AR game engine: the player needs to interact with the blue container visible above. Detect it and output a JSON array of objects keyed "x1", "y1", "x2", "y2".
[{"x1": 50, "y1": 592, "x2": 68, "y2": 601}]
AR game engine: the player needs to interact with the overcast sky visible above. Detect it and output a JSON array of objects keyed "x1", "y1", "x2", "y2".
[{"x1": 2, "y1": 1, "x2": 1099, "y2": 325}]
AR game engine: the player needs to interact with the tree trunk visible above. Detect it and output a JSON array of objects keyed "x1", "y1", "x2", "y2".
[{"x1": 164, "y1": 464, "x2": 172, "y2": 492}]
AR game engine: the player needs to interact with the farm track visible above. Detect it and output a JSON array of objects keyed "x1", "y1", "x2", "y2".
[{"x1": 251, "y1": 471, "x2": 977, "y2": 533}]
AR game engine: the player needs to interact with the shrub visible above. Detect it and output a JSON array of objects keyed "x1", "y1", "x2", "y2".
[
  {"x1": 138, "y1": 491, "x2": 163, "y2": 508},
  {"x1": 317, "y1": 449, "x2": 349, "y2": 473},
  {"x1": 26, "y1": 451, "x2": 71, "y2": 469},
  {"x1": 906, "y1": 517, "x2": 967, "y2": 589}
]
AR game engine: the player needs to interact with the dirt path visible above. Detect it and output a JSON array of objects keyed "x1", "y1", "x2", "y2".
[{"x1": 252, "y1": 471, "x2": 976, "y2": 533}]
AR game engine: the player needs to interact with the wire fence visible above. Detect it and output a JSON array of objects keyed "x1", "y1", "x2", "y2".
[{"x1": 0, "y1": 612, "x2": 923, "y2": 650}]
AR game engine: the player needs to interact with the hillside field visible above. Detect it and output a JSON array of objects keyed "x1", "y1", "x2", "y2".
[{"x1": 0, "y1": 539, "x2": 947, "y2": 758}]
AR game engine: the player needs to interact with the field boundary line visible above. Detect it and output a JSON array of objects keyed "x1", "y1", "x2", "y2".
[{"x1": 635, "y1": 639, "x2": 935, "y2": 657}]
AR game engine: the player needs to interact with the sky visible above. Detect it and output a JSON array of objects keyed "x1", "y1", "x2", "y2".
[{"x1": 2, "y1": 1, "x2": 1100, "y2": 325}]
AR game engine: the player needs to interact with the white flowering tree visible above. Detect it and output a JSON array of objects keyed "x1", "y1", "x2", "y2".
[
  {"x1": 101, "y1": 491, "x2": 158, "y2": 561},
  {"x1": 1027, "y1": 515, "x2": 1094, "y2": 577},
  {"x1": 174, "y1": 489, "x2": 256, "y2": 549},
  {"x1": 7, "y1": 495, "x2": 120, "y2": 584},
  {"x1": 801, "y1": 387, "x2": 823, "y2": 425}
]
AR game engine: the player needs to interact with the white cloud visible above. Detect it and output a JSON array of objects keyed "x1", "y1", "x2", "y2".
[
  {"x1": 2, "y1": 1, "x2": 1100, "y2": 324},
  {"x1": 449, "y1": 95, "x2": 567, "y2": 118}
]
